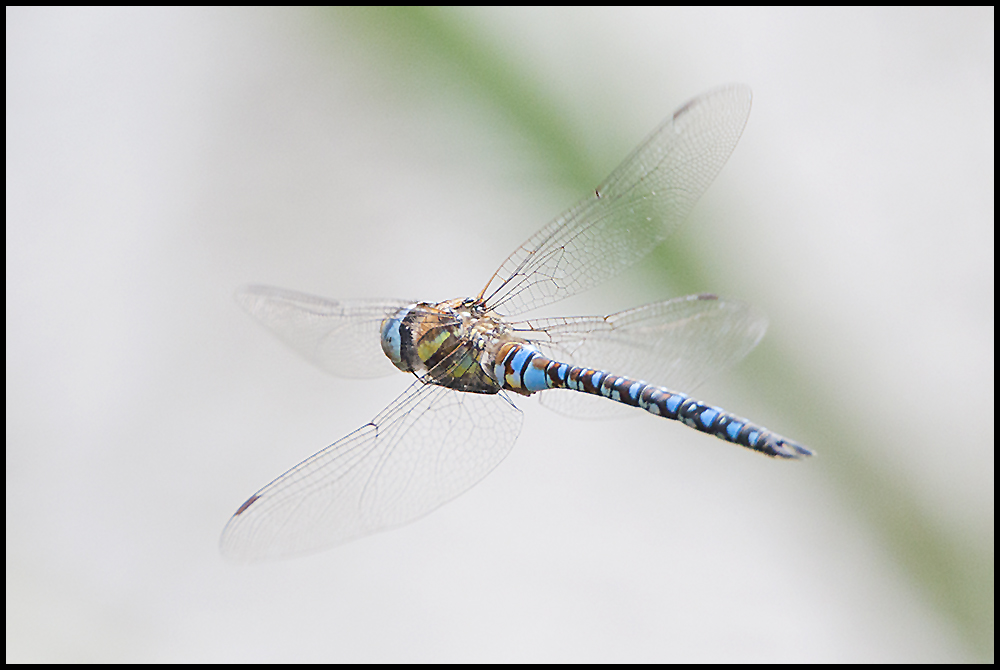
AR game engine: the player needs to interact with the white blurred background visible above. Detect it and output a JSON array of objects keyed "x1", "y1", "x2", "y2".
[{"x1": 6, "y1": 7, "x2": 993, "y2": 662}]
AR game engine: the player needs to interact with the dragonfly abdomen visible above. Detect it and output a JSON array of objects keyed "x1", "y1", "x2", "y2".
[{"x1": 494, "y1": 342, "x2": 811, "y2": 460}]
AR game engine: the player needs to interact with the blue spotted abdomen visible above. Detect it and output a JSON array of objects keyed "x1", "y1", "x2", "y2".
[{"x1": 493, "y1": 342, "x2": 811, "y2": 459}]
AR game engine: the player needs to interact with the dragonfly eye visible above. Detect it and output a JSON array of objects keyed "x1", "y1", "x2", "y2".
[{"x1": 380, "y1": 308, "x2": 412, "y2": 372}]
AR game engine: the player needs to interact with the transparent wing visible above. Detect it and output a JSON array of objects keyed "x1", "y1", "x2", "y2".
[
  {"x1": 221, "y1": 380, "x2": 523, "y2": 562},
  {"x1": 513, "y1": 294, "x2": 767, "y2": 419},
  {"x1": 479, "y1": 84, "x2": 752, "y2": 317},
  {"x1": 237, "y1": 285, "x2": 413, "y2": 379}
]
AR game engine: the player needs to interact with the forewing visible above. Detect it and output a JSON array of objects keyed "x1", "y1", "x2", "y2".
[
  {"x1": 515, "y1": 294, "x2": 767, "y2": 419},
  {"x1": 237, "y1": 285, "x2": 412, "y2": 379},
  {"x1": 479, "y1": 84, "x2": 752, "y2": 317},
  {"x1": 220, "y1": 380, "x2": 523, "y2": 562}
]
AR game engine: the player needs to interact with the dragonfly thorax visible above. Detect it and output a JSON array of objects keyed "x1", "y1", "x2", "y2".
[{"x1": 379, "y1": 297, "x2": 521, "y2": 394}]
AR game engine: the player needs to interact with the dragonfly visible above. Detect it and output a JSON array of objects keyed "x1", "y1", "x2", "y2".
[{"x1": 221, "y1": 84, "x2": 812, "y2": 562}]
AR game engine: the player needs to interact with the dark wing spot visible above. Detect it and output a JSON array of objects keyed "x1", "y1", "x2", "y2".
[
  {"x1": 673, "y1": 99, "x2": 697, "y2": 121},
  {"x1": 234, "y1": 494, "x2": 261, "y2": 516}
]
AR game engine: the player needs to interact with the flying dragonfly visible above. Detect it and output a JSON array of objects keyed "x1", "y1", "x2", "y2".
[{"x1": 222, "y1": 84, "x2": 812, "y2": 562}]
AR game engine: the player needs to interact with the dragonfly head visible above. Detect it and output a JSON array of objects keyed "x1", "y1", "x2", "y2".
[{"x1": 380, "y1": 305, "x2": 414, "y2": 372}]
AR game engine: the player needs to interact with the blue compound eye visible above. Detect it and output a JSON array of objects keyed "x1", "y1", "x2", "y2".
[{"x1": 380, "y1": 310, "x2": 408, "y2": 370}]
